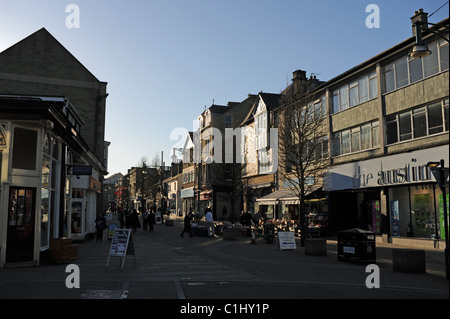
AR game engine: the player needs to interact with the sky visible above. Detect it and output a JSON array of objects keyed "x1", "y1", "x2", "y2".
[{"x1": 0, "y1": 0, "x2": 448, "y2": 177}]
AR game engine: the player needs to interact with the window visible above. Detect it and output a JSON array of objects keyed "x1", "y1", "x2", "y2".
[
  {"x1": 413, "y1": 107, "x2": 427, "y2": 138},
  {"x1": 444, "y1": 99, "x2": 449, "y2": 131},
  {"x1": 12, "y1": 127, "x2": 37, "y2": 170},
  {"x1": 385, "y1": 39, "x2": 448, "y2": 93},
  {"x1": 349, "y1": 81, "x2": 358, "y2": 107},
  {"x1": 332, "y1": 90, "x2": 340, "y2": 113},
  {"x1": 225, "y1": 116, "x2": 232, "y2": 128},
  {"x1": 385, "y1": 98, "x2": 448, "y2": 145},
  {"x1": 359, "y1": 76, "x2": 369, "y2": 103},
  {"x1": 255, "y1": 111, "x2": 268, "y2": 149},
  {"x1": 399, "y1": 111, "x2": 412, "y2": 141},
  {"x1": 341, "y1": 130, "x2": 350, "y2": 154},
  {"x1": 361, "y1": 123, "x2": 371, "y2": 149},
  {"x1": 439, "y1": 42, "x2": 449, "y2": 71},
  {"x1": 385, "y1": 63, "x2": 395, "y2": 93},
  {"x1": 340, "y1": 85, "x2": 349, "y2": 110},
  {"x1": 423, "y1": 42, "x2": 439, "y2": 77},
  {"x1": 350, "y1": 127, "x2": 360, "y2": 152},
  {"x1": 428, "y1": 101, "x2": 444, "y2": 134},
  {"x1": 395, "y1": 57, "x2": 409, "y2": 88},
  {"x1": 386, "y1": 115, "x2": 398, "y2": 144},
  {"x1": 372, "y1": 121, "x2": 380, "y2": 147},
  {"x1": 409, "y1": 57, "x2": 423, "y2": 83},
  {"x1": 369, "y1": 72, "x2": 378, "y2": 99},
  {"x1": 258, "y1": 150, "x2": 271, "y2": 174}
]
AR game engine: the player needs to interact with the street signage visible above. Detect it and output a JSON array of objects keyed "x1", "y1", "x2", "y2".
[
  {"x1": 107, "y1": 228, "x2": 136, "y2": 268},
  {"x1": 277, "y1": 231, "x2": 297, "y2": 251}
]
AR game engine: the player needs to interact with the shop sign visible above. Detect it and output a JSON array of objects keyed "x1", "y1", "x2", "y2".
[
  {"x1": 89, "y1": 176, "x2": 101, "y2": 193},
  {"x1": 200, "y1": 192, "x2": 211, "y2": 201},
  {"x1": 323, "y1": 145, "x2": 448, "y2": 191},
  {"x1": 277, "y1": 231, "x2": 296, "y2": 251}
]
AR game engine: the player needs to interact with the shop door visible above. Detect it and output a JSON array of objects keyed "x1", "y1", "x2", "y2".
[{"x1": 6, "y1": 187, "x2": 36, "y2": 263}]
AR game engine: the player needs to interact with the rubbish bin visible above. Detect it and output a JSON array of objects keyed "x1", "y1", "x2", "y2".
[
  {"x1": 264, "y1": 224, "x2": 275, "y2": 244},
  {"x1": 337, "y1": 228, "x2": 376, "y2": 264}
]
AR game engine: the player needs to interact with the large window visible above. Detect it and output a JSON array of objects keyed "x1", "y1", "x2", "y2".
[
  {"x1": 12, "y1": 127, "x2": 37, "y2": 170},
  {"x1": 40, "y1": 134, "x2": 61, "y2": 249},
  {"x1": 332, "y1": 72, "x2": 378, "y2": 113},
  {"x1": 384, "y1": 39, "x2": 449, "y2": 93},
  {"x1": 333, "y1": 121, "x2": 380, "y2": 156},
  {"x1": 386, "y1": 98, "x2": 449, "y2": 144}
]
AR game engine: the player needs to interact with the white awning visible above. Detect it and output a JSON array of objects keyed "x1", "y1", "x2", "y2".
[{"x1": 256, "y1": 187, "x2": 321, "y2": 205}]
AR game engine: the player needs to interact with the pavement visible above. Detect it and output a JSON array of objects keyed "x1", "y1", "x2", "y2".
[{"x1": 0, "y1": 219, "x2": 449, "y2": 306}]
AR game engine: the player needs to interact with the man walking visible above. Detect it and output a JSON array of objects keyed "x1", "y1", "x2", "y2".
[{"x1": 205, "y1": 208, "x2": 215, "y2": 237}]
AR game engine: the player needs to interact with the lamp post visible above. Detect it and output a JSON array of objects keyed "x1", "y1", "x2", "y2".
[
  {"x1": 409, "y1": 9, "x2": 449, "y2": 59},
  {"x1": 427, "y1": 160, "x2": 449, "y2": 282}
]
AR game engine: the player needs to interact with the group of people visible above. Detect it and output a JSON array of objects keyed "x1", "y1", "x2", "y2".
[
  {"x1": 181, "y1": 207, "x2": 216, "y2": 238},
  {"x1": 117, "y1": 207, "x2": 156, "y2": 234}
]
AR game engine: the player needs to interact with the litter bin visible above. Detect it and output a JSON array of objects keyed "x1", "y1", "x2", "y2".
[
  {"x1": 337, "y1": 228, "x2": 376, "y2": 264},
  {"x1": 264, "y1": 224, "x2": 275, "y2": 244}
]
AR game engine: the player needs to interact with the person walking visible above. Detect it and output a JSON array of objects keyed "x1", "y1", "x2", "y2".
[
  {"x1": 118, "y1": 209, "x2": 125, "y2": 228},
  {"x1": 130, "y1": 209, "x2": 140, "y2": 234},
  {"x1": 148, "y1": 207, "x2": 155, "y2": 232},
  {"x1": 142, "y1": 208, "x2": 149, "y2": 230},
  {"x1": 205, "y1": 208, "x2": 215, "y2": 237},
  {"x1": 95, "y1": 214, "x2": 107, "y2": 242},
  {"x1": 181, "y1": 212, "x2": 193, "y2": 238}
]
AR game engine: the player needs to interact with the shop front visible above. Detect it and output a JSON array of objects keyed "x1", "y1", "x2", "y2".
[
  {"x1": 256, "y1": 187, "x2": 329, "y2": 236},
  {"x1": 0, "y1": 96, "x2": 106, "y2": 268},
  {"x1": 324, "y1": 145, "x2": 449, "y2": 241},
  {"x1": 181, "y1": 187, "x2": 194, "y2": 216}
]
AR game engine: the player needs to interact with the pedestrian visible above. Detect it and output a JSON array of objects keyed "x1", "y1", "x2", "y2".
[
  {"x1": 130, "y1": 209, "x2": 140, "y2": 234},
  {"x1": 205, "y1": 208, "x2": 215, "y2": 237},
  {"x1": 181, "y1": 212, "x2": 193, "y2": 238},
  {"x1": 142, "y1": 208, "x2": 149, "y2": 230},
  {"x1": 148, "y1": 207, "x2": 155, "y2": 232},
  {"x1": 95, "y1": 214, "x2": 107, "y2": 242},
  {"x1": 118, "y1": 209, "x2": 125, "y2": 228}
]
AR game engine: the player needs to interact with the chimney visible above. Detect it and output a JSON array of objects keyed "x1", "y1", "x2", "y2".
[
  {"x1": 410, "y1": 9, "x2": 428, "y2": 36},
  {"x1": 292, "y1": 70, "x2": 307, "y2": 82}
]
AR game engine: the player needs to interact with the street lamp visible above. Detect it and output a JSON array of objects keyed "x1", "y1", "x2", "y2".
[
  {"x1": 409, "y1": 9, "x2": 449, "y2": 59},
  {"x1": 427, "y1": 159, "x2": 449, "y2": 282}
]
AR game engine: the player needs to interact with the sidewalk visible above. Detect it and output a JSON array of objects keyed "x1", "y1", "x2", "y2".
[{"x1": 0, "y1": 219, "x2": 448, "y2": 299}]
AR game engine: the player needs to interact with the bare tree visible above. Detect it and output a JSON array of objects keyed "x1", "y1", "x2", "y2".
[{"x1": 277, "y1": 86, "x2": 329, "y2": 246}]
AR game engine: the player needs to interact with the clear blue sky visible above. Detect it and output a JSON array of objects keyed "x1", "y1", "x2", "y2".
[{"x1": 1, "y1": 0, "x2": 448, "y2": 177}]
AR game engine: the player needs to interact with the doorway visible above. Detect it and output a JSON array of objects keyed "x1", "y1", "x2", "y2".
[{"x1": 6, "y1": 187, "x2": 36, "y2": 263}]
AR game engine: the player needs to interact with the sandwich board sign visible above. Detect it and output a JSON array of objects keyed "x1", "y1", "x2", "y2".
[
  {"x1": 106, "y1": 229, "x2": 136, "y2": 268},
  {"x1": 277, "y1": 231, "x2": 297, "y2": 251}
]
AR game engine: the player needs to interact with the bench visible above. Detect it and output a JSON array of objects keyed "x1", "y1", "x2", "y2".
[
  {"x1": 392, "y1": 249, "x2": 426, "y2": 273},
  {"x1": 305, "y1": 238, "x2": 327, "y2": 256}
]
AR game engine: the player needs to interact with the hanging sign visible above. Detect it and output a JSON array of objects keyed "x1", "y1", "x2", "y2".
[
  {"x1": 277, "y1": 231, "x2": 297, "y2": 251},
  {"x1": 107, "y1": 229, "x2": 136, "y2": 268}
]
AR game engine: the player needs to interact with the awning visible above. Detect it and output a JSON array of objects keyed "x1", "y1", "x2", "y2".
[{"x1": 256, "y1": 187, "x2": 321, "y2": 205}]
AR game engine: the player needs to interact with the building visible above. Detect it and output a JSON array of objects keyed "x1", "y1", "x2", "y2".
[
  {"x1": 240, "y1": 92, "x2": 282, "y2": 217},
  {"x1": 0, "y1": 95, "x2": 105, "y2": 267},
  {"x1": 0, "y1": 29, "x2": 109, "y2": 267},
  {"x1": 319, "y1": 12, "x2": 449, "y2": 246},
  {"x1": 0, "y1": 28, "x2": 110, "y2": 216}
]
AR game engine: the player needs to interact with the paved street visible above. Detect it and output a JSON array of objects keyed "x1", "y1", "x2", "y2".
[{"x1": 1, "y1": 219, "x2": 448, "y2": 306}]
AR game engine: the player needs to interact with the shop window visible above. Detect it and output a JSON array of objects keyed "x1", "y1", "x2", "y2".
[{"x1": 12, "y1": 127, "x2": 37, "y2": 170}]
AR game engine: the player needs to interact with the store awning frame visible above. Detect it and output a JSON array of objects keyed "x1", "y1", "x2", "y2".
[{"x1": 256, "y1": 187, "x2": 321, "y2": 205}]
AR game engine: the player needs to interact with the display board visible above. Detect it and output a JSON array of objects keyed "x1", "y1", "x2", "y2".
[
  {"x1": 106, "y1": 229, "x2": 136, "y2": 268},
  {"x1": 277, "y1": 231, "x2": 297, "y2": 251}
]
